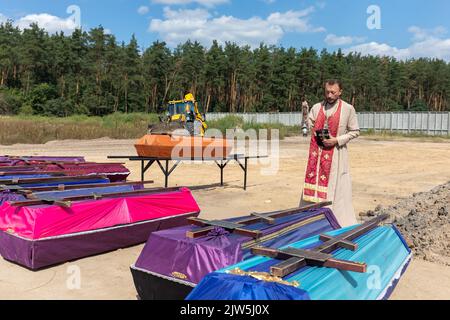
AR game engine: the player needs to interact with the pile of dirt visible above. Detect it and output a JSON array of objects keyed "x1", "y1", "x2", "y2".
[{"x1": 360, "y1": 181, "x2": 450, "y2": 266}]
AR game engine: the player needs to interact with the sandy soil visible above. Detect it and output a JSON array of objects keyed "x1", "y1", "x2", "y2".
[{"x1": 0, "y1": 136, "x2": 449, "y2": 300}]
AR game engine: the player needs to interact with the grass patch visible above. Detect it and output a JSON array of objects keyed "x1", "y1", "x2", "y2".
[
  {"x1": 361, "y1": 129, "x2": 450, "y2": 142},
  {"x1": 207, "y1": 115, "x2": 300, "y2": 140},
  {"x1": 1, "y1": 113, "x2": 300, "y2": 145},
  {"x1": 0, "y1": 113, "x2": 160, "y2": 145},
  {"x1": 6, "y1": 113, "x2": 447, "y2": 146}
]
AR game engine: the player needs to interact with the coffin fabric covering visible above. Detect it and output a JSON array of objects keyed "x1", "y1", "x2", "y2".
[
  {"x1": 46, "y1": 163, "x2": 129, "y2": 173},
  {"x1": 0, "y1": 178, "x2": 112, "y2": 205},
  {"x1": 186, "y1": 225, "x2": 411, "y2": 300},
  {"x1": 0, "y1": 163, "x2": 127, "y2": 175},
  {"x1": 134, "y1": 208, "x2": 340, "y2": 285},
  {"x1": 0, "y1": 156, "x2": 85, "y2": 166},
  {"x1": 32, "y1": 163, "x2": 130, "y2": 181},
  {"x1": 0, "y1": 185, "x2": 136, "y2": 206},
  {"x1": 0, "y1": 192, "x2": 26, "y2": 206},
  {"x1": 184, "y1": 272, "x2": 310, "y2": 300},
  {"x1": 2, "y1": 156, "x2": 85, "y2": 162},
  {"x1": 14, "y1": 177, "x2": 110, "y2": 187},
  {"x1": 0, "y1": 187, "x2": 200, "y2": 240},
  {"x1": 11, "y1": 156, "x2": 85, "y2": 162},
  {"x1": 1, "y1": 163, "x2": 129, "y2": 182},
  {"x1": 33, "y1": 185, "x2": 137, "y2": 200},
  {"x1": 0, "y1": 174, "x2": 53, "y2": 180}
]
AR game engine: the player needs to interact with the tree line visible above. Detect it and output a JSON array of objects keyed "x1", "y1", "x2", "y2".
[{"x1": 0, "y1": 22, "x2": 449, "y2": 117}]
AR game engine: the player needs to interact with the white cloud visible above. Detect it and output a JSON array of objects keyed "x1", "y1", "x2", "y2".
[
  {"x1": 344, "y1": 42, "x2": 410, "y2": 59},
  {"x1": 325, "y1": 34, "x2": 366, "y2": 46},
  {"x1": 0, "y1": 12, "x2": 79, "y2": 34},
  {"x1": 345, "y1": 26, "x2": 450, "y2": 61},
  {"x1": 408, "y1": 25, "x2": 447, "y2": 42},
  {"x1": 138, "y1": 6, "x2": 150, "y2": 15},
  {"x1": 0, "y1": 13, "x2": 7, "y2": 24},
  {"x1": 149, "y1": 6, "x2": 325, "y2": 47},
  {"x1": 152, "y1": 0, "x2": 229, "y2": 7},
  {"x1": 267, "y1": 8, "x2": 325, "y2": 33}
]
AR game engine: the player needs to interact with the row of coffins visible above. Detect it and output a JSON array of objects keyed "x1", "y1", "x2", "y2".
[
  {"x1": 0, "y1": 156, "x2": 200, "y2": 270},
  {"x1": 185, "y1": 215, "x2": 412, "y2": 300},
  {"x1": 131, "y1": 207, "x2": 412, "y2": 300},
  {"x1": 0, "y1": 155, "x2": 411, "y2": 299},
  {"x1": 131, "y1": 203, "x2": 339, "y2": 299}
]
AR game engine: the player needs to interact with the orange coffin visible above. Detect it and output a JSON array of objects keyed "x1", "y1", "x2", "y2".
[{"x1": 135, "y1": 135, "x2": 232, "y2": 159}]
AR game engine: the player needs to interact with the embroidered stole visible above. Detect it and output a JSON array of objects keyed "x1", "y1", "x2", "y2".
[{"x1": 303, "y1": 100, "x2": 342, "y2": 203}]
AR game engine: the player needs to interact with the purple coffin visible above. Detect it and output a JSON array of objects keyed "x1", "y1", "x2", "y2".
[
  {"x1": 0, "y1": 156, "x2": 85, "y2": 166},
  {"x1": 130, "y1": 207, "x2": 341, "y2": 300}
]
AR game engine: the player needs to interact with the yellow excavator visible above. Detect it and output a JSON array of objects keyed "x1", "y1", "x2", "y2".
[{"x1": 148, "y1": 93, "x2": 208, "y2": 137}]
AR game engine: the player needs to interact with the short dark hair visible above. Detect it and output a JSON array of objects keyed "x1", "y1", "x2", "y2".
[{"x1": 324, "y1": 79, "x2": 343, "y2": 90}]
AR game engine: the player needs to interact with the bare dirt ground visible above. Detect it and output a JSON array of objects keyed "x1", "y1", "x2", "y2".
[{"x1": 1, "y1": 136, "x2": 450, "y2": 300}]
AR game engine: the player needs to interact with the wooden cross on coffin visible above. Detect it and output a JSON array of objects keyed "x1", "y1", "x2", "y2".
[
  {"x1": 251, "y1": 214, "x2": 389, "y2": 277},
  {"x1": 186, "y1": 201, "x2": 332, "y2": 239}
]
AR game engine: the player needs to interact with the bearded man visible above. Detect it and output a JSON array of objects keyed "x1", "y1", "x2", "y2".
[{"x1": 300, "y1": 80, "x2": 360, "y2": 227}]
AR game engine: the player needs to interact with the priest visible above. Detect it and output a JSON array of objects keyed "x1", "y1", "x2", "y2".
[{"x1": 300, "y1": 80, "x2": 360, "y2": 227}]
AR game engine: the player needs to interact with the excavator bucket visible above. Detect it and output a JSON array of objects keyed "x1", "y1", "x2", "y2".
[{"x1": 148, "y1": 121, "x2": 187, "y2": 136}]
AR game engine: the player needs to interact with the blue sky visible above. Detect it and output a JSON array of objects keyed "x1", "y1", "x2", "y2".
[{"x1": 1, "y1": 0, "x2": 450, "y2": 60}]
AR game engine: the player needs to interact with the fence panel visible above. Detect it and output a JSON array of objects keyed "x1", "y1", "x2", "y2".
[{"x1": 206, "y1": 112, "x2": 450, "y2": 136}]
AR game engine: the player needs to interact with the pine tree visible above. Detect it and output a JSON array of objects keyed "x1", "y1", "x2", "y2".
[
  {"x1": 143, "y1": 41, "x2": 172, "y2": 112},
  {"x1": 0, "y1": 23, "x2": 449, "y2": 116}
]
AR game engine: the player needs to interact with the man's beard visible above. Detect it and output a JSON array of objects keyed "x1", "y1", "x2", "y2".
[{"x1": 326, "y1": 98, "x2": 338, "y2": 105}]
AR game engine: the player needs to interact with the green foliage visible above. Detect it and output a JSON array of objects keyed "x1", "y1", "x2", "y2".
[
  {"x1": 0, "y1": 113, "x2": 157, "y2": 145},
  {"x1": 43, "y1": 98, "x2": 74, "y2": 117},
  {"x1": 385, "y1": 99, "x2": 405, "y2": 112},
  {"x1": 18, "y1": 103, "x2": 34, "y2": 115},
  {"x1": 410, "y1": 99, "x2": 429, "y2": 111},
  {"x1": 207, "y1": 115, "x2": 246, "y2": 132},
  {"x1": 28, "y1": 83, "x2": 58, "y2": 114},
  {"x1": 361, "y1": 129, "x2": 450, "y2": 141},
  {"x1": 206, "y1": 115, "x2": 298, "y2": 140},
  {"x1": 73, "y1": 103, "x2": 90, "y2": 115},
  {"x1": 0, "y1": 22, "x2": 449, "y2": 117},
  {"x1": 0, "y1": 88, "x2": 24, "y2": 114},
  {"x1": 101, "y1": 112, "x2": 160, "y2": 128}
]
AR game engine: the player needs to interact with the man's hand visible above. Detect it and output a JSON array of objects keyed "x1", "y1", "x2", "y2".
[{"x1": 323, "y1": 137, "x2": 338, "y2": 148}]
